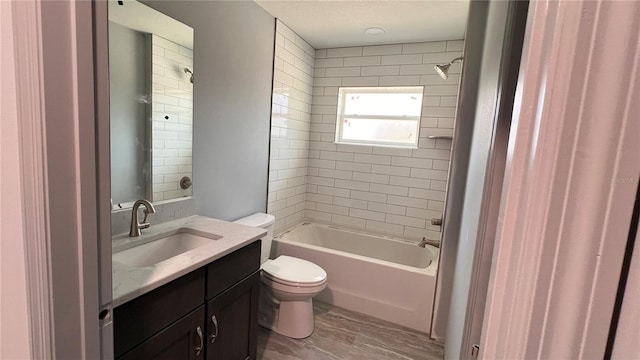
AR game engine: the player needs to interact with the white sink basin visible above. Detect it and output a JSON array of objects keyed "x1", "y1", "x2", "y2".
[{"x1": 113, "y1": 228, "x2": 222, "y2": 268}]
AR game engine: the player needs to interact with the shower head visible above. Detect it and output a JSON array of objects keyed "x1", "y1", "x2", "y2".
[
  {"x1": 434, "y1": 63, "x2": 451, "y2": 80},
  {"x1": 184, "y1": 68, "x2": 194, "y2": 84},
  {"x1": 434, "y1": 56, "x2": 463, "y2": 80}
]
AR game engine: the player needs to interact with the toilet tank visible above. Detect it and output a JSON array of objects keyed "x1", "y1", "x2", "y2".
[{"x1": 233, "y1": 213, "x2": 275, "y2": 264}]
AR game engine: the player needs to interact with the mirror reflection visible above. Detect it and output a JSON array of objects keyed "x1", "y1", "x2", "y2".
[{"x1": 108, "y1": 0, "x2": 194, "y2": 208}]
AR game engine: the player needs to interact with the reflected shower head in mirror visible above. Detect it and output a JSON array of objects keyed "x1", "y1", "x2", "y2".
[
  {"x1": 434, "y1": 56, "x2": 463, "y2": 80},
  {"x1": 184, "y1": 68, "x2": 194, "y2": 84}
]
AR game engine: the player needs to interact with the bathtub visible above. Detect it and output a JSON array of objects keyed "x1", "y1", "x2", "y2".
[{"x1": 272, "y1": 222, "x2": 439, "y2": 333}]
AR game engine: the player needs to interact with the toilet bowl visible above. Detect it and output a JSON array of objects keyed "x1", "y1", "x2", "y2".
[{"x1": 233, "y1": 213, "x2": 327, "y2": 339}]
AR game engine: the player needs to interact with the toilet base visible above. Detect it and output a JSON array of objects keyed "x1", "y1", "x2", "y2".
[{"x1": 259, "y1": 287, "x2": 316, "y2": 338}]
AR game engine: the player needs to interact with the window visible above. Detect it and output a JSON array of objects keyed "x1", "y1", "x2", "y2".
[{"x1": 335, "y1": 86, "x2": 424, "y2": 148}]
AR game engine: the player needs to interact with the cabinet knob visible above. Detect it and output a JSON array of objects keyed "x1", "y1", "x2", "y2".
[
  {"x1": 210, "y1": 315, "x2": 218, "y2": 344},
  {"x1": 195, "y1": 326, "x2": 203, "y2": 356}
]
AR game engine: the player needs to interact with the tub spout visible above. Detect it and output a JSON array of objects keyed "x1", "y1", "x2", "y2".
[{"x1": 418, "y1": 237, "x2": 440, "y2": 248}]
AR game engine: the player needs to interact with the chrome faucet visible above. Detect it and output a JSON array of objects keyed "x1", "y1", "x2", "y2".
[
  {"x1": 129, "y1": 199, "x2": 156, "y2": 237},
  {"x1": 418, "y1": 237, "x2": 440, "y2": 248}
]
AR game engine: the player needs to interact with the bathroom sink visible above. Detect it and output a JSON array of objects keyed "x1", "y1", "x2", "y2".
[{"x1": 113, "y1": 228, "x2": 223, "y2": 268}]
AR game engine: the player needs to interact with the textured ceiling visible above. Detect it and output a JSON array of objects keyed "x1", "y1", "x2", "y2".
[{"x1": 255, "y1": 0, "x2": 470, "y2": 49}]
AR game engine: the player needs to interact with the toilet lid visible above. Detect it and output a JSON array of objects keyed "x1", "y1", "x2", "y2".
[{"x1": 262, "y1": 256, "x2": 327, "y2": 286}]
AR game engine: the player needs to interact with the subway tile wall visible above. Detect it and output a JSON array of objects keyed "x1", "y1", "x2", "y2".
[
  {"x1": 267, "y1": 21, "x2": 316, "y2": 233},
  {"x1": 304, "y1": 41, "x2": 463, "y2": 242},
  {"x1": 151, "y1": 34, "x2": 193, "y2": 201}
]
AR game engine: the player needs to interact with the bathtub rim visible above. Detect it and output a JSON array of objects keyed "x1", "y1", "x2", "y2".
[{"x1": 274, "y1": 220, "x2": 440, "y2": 276}]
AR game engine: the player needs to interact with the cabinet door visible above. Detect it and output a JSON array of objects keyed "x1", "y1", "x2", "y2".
[
  {"x1": 118, "y1": 306, "x2": 206, "y2": 360},
  {"x1": 206, "y1": 271, "x2": 260, "y2": 360}
]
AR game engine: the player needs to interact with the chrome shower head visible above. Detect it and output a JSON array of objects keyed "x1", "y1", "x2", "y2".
[
  {"x1": 434, "y1": 56, "x2": 463, "y2": 80},
  {"x1": 434, "y1": 63, "x2": 451, "y2": 80},
  {"x1": 184, "y1": 68, "x2": 194, "y2": 84}
]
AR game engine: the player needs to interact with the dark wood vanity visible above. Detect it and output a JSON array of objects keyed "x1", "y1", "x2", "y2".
[{"x1": 114, "y1": 241, "x2": 261, "y2": 360}]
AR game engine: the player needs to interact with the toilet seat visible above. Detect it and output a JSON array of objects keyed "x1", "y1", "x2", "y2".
[{"x1": 262, "y1": 256, "x2": 327, "y2": 288}]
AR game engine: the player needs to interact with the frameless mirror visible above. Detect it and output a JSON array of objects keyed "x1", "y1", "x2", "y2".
[{"x1": 108, "y1": 0, "x2": 194, "y2": 209}]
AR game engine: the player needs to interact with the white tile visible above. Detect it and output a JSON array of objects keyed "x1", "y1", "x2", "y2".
[
  {"x1": 379, "y1": 75, "x2": 421, "y2": 86},
  {"x1": 391, "y1": 156, "x2": 433, "y2": 169},
  {"x1": 371, "y1": 164, "x2": 410, "y2": 177},
  {"x1": 337, "y1": 162, "x2": 372, "y2": 173},
  {"x1": 381, "y1": 54, "x2": 423, "y2": 65},
  {"x1": 331, "y1": 214, "x2": 366, "y2": 228},
  {"x1": 343, "y1": 56, "x2": 382, "y2": 67},
  {"x1": 320, "y1": 151, "x2": 354, "y2": 162},
  {"x1": 362, "y1": 44, "x2": 402, "y2": 56},
  {"x1": 317, "y1": 186, "x2": 350, "y2": 198},
  {"x1": 316, "y1": 203, "x2": 349, "y2": 216},
  {"x1": 365, "y1": 220, "x2": 405, "y2": 235},
  {"x1": 308, "y1": 158, "x2": 336, "y2": 169},
  {"x1": 386, "y1": 214, "x2": 425, "y2": 228},
  {"x1": 389, "y1": 176, "x2": 430, "y2": 189},
  {"x1": 410, "y1": 168, "x2": 449, "y2": 181},
  {"x1": 424, "y1": 85, "x2": 459, "y2": 96},
  {"x1": 349, "y1": 208, "x2": 385, "y2": 222},
  {"x1": 315, "y1": 58, "x2": 344, "y2": 68},
  {"x1": 446, "y1": 40, "x2": 465, "y2": 51},
  {"x1": 352, "y1": 172, "x2": 389, "y2": 184},
  {"x1": 354, "y1": 154, "x2": 391, "y2": 165},
  {"x1": 368, "y1": 202, "x2": 406, "y2": 216},
  {"x1": 325, "y1": 67, "x2": 362, "y2": 77},
  {"x1": 402, "y1": 42, "x2": 446, "y2": 54},
  {"x1": 333, "y1": 197, "x2": 368, "y2": 210},
  {"x1": 327, "y1": 47, "x2": 363, "y2": 58},
  {"x1": 422, "y1": 52, "x2": 460, "y2": 64},
  {"x1": 408, "y1": 188, "x2": 445, "y2": 201},
  {"x1": 335, "y1": 179, "x2": 370, "y2": 191},
  {"x1": 315, "y1": 49, "x2": 327, "y2": 59},
  {"x1": 370, "y1": 183, "x2": 408, "y2": 196},
  {"x1": 440, "y1": 96, "x2": 458, "y2": 107},
  {"x1": 387, "y1": 195, "x2": 428, "y2": 209},
  {"x1": 360, "y1": 65, "x2": 400, "y2": 76},
  {"x1": 430, "y1": 180, "x2": 447, "y2": 191},
  {"x1": 314, "y1": 77, "x2": 343, "y2": 87},
  {"x1": 318, "y1": 168, "x2": 352, "y2": 180},
  {"x1": 307, "y1": 176, "x2": 334, "y2": 187},
  {"x1": 428, "y1": 200, "x2": 445, "y2": 211},
  {"x1": 304, "y1": 210, "x2": 332, "y2": 222},
  {"x1": 341, "y1": 77, "x2": 379, "y2": 87},
  {"x1": 432, "y1": 160, "x2": 450, "y2": 171},
  {"x1": 306, "y1": 193, "x2": 333, "y2": 204},
  {"x1": 351, "y1": 190, "x2": 387, "y2": 203}
]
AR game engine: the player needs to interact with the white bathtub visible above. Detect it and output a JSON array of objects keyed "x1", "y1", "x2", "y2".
[{"x1": 272, "y1": 222, "x2": 439, "y2": 333}]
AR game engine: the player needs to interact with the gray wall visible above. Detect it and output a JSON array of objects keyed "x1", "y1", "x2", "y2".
[
  {"x1": 144, "y1": 1, "x2": 275, "y2": 221},
  {"x1": 109, "y1": 22, "x2": 149, "y2": 204}
]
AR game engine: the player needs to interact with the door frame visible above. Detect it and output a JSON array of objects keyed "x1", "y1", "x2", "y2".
[
  {"x1": 4, "y1": 1, "x2": 103, "y2": 359},
  {"x1": 480, "y1": 0, "x2": 640, "y2": 358}
]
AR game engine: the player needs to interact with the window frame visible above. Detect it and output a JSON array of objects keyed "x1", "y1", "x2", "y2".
[{"x1": 334, "y1": 86, "x2": 425, "y2": 148}]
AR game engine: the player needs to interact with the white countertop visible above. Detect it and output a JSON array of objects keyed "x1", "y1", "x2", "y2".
[{"x1": 112, "y1": 215, "x2": 266, "y2": 308}]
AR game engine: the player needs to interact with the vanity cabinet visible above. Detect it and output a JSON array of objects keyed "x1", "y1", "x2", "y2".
[
  {"x1": 114, "y1": 241, "x2": 261, "y2": 360},
  {"x1": 206, "y1": 272, "x2": 260, "y2": 360}
]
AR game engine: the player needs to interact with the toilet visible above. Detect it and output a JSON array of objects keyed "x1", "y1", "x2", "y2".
[{"x1": 234, "y1": 213, "x2": 327, "y2": 339}]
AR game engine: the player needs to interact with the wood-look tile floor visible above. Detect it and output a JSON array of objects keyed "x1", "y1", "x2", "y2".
[{"x1": 257, "y1": 301, "x2": 444, "y2": 360}]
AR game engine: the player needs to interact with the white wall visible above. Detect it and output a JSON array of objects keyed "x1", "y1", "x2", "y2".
[
  {"x1": 304, "y1": 41, "x2": 463, "y2": 241},
  {"x1": 143, "y1": 1, "x2": 275, "y2": 221},
  {"x1": 267, "y1": 21, "x2": 315, "y2": 234},
  {"x1": 151, "y1": 34, "x2": 193, "y2": 201}
]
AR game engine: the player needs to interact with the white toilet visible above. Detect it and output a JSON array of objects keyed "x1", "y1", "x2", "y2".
[{"x1": 234, "y1": 213, "x2": 327, "y2": 339}]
